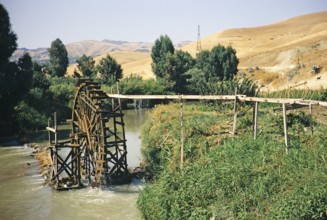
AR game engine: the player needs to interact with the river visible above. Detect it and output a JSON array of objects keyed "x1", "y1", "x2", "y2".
[{"x1": 0, "y1": 109, "x2": 148, "y2": 220}]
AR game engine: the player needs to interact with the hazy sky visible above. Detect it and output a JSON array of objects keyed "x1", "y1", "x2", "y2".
[{"x1": 1, "y1": 0, "x2": 327, "y2": 49}]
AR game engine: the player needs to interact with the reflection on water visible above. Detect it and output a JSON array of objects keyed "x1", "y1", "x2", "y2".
[
  {"x1": 124, "y1": 109, "x2": 148, "y2": 168},
  {"x1": 0, "y1": 109, "x2": 148, "y2": 220}
]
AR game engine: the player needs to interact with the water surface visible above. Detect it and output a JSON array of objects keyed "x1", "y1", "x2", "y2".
[{"x1": 0, "y1": 109, "x2": 148, "y2": 220}]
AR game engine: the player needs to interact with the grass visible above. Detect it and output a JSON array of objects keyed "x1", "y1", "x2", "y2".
[
  {"x1": 137, "y1": 102, "x2": 327, "y2": 219},
  {"x1": 261, "y1": 89, "x2": 326, "y2": 101}
]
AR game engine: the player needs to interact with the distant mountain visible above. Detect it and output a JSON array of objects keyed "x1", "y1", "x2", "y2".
[
  {"x1": 11, "y1": 39, "x2": 191, "y2": 64},
  {"x1": 11, "y1": 40, "x2": 154, "y2": 64},
  {"x1": 11, "y1": 47, "x2": 49, "y2": 64}
]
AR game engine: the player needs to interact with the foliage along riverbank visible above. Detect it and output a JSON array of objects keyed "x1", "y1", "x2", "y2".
[{"x1": 137, "y1": 103, "x2": 327, "y2": 219}]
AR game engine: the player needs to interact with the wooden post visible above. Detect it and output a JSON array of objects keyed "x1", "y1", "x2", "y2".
[
  {"x1": 180, "y1": 97, "x2": 184, "y2": 167},
  {"x1": 48, "y1": 118, "x2": 52, "y2": 145},
  {"x1": 282, "y1": 103, "x2": 289, "y2": 153},
  {"x1": 54, "y1": 112, "x2": 58, "y2": 145},
  {"x1": 116, "y1": 82, "x2": 122, "y2": 111},
  {"x1": 253, "y1": 102, "x2": 259, "y2": 140},
  {"x1": 309, "y1": 104, "x2": 313, "y2": 135},
  {"x1": 232, "y1": 88, "x2": 238, "y2": 136}
]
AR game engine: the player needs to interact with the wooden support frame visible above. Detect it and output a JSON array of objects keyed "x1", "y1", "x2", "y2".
[
  {"x1": 180, "y1": 97, "x2": 184, "y2": 167},
  {"x1": 232, "y1": 89, "x2": 238, "y2": 136},
  {"x1": 309, "y1": 104, "x2": 313, "y2": 135},
  {"x1": 253, "y1": 102, "x2": 259, "y2": 140},
  {"x1": 282, "y1": 103, "x2": 289, "y2": 153},
  {"x1": 47, "y1": 114, "x2": 83, "y2": 190}
]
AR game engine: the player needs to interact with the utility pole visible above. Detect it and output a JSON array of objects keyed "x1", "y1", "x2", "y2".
[{"x1": 196, "y1": 25, "x2": 202, "y2": 51}]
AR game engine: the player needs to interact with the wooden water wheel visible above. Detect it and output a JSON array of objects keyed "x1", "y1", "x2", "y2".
[{"x1": 70, "y1": 79, "x2": 130, "y2": 186}]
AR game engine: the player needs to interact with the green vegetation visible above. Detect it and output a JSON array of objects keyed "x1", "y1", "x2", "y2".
[
  {"x1": 150, "y1": 35, "x2": 240, "y2": 95},
  {"x1": 262, "y1": 89, "x2": 326, "y2": 101},
  {"x1": 137, "y1": 103, "x2": 327, "y2": 219},
  {"x1": 76, "y1": 54, "x2": 96, "y2": 78},
  {"x1": 97, "y1": 54, "x2": 123, "y2": 85},
  {"x1": 0, "y1": 4, "x2": 76, "y2": 136},
  {"x1": 48, "y1": 38, "x2": 69, "y2": 77}
]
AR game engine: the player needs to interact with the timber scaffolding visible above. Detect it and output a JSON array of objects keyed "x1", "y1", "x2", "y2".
[{"x1": 47, "y1": 79, "x2": 327, "y2": 190}]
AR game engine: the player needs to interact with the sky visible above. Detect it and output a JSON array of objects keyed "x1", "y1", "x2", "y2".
[{"x1": 1, "y1": 0, "x2": 327, "y2": 49}]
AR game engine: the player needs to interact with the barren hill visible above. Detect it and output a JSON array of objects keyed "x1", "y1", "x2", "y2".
[
  {"x1": 182, "y1": 11, "x2": 327, "y2": 91},
  {"x1": 117, "y1": 11, "x2": 327, "y2": 91}
]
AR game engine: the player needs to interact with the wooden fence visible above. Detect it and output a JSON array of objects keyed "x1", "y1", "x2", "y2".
[{"x1": 107, "y1": 93, "x2": 327, "y2": 157}]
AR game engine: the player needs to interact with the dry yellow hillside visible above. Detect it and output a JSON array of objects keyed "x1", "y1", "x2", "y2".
[
  {"x1": 183, "y1": 11, "x2": 327, "y2": 91},
  {"x1": 68, "y1": 11, "x2": 327, "y2": 91},
  {"x1": 67, "y1": 51, "x2": 154, "y2": 79}
]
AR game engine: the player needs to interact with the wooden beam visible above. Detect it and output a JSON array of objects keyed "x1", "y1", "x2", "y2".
[
  {"x1": 106, "y1": 93, "x2": 327, "y2": 107},
  {"x1": 107, "y1": 94, "x2": 245, "y2": 101}
]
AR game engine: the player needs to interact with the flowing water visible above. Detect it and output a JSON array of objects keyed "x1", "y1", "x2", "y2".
[{"x1": 0, "y1": 109, "x2": 148, "y2": 220}]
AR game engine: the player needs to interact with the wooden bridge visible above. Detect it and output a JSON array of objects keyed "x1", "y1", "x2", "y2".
[{"x1": 47, "y1": 79, "x2": 327, "y2": 190}]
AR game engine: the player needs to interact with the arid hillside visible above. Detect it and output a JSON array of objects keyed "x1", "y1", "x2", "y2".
[
  {"x1": 96, "y1": 11, "x2": 326, "y2": 91},
  {"x1": 66, "y1": 41, "x2": 191, "y2": 79},
  {"x1": 183, "y1": 11, "x2": 327, "y2": 91}
]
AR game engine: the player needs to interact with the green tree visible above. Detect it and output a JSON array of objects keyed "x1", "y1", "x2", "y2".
[
  {"x1": 0, "y1": 4, "x2": 19, "y2": 135},
  {"x1": 16, "y1": 53, "x2": 34, "y2": 94},
  {"x1": 97, "y1": 54, "x2": 122, "y2": 85},
  {"x1": 209, "y1": 45, "x2": 238, "y2": 80},
  {"x1": 195, "y1": 45, "x2": 239, "y2": 82},
  {"x1": 163, "y1": 50, "x2": 195, "y2": 94},
  {"x1": 194, "y1": 50, "x2": 212, "y2": 81},
  {"x1": 151, "y1": 35, "x2": 175, "y2": 78},
  {"x1": 186, "y1": 68, "x2": 206, "y2": 94},
  {"x1": 48, "y1": 38, "x2": 69, "y2": 77},
  {"x1": 0, "y1": 4, "x2": 17, "y2": 67},
  {"x1": 76, "y1": 54, "x2": 95, "y2": 78}
]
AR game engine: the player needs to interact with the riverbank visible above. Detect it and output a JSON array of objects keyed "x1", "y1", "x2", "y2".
[{"x1": 137, "y1": 103, "x2": 327, "y2": 219}]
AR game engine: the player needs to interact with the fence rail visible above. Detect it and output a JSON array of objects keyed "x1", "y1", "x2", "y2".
[
  {"x1": 106, "y1": 94, "x2": 327, "y2": 106},
  {"x1": 106, "y1": 93, "x2": 327, "y2": 155}
]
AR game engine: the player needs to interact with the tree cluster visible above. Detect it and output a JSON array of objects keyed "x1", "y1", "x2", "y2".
[
  {"x1": 75, "y1": 54, "x2": 122, "y2": 85},
  {"x1": 0, "y1": 4, "x2": 76, "y2": 136},
  {"x1": 151, "y1": 35, "x2": 239, "y2": 94},
  {"x1": 0, "y1": 3, "x2": 125, "y2": 136}
]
